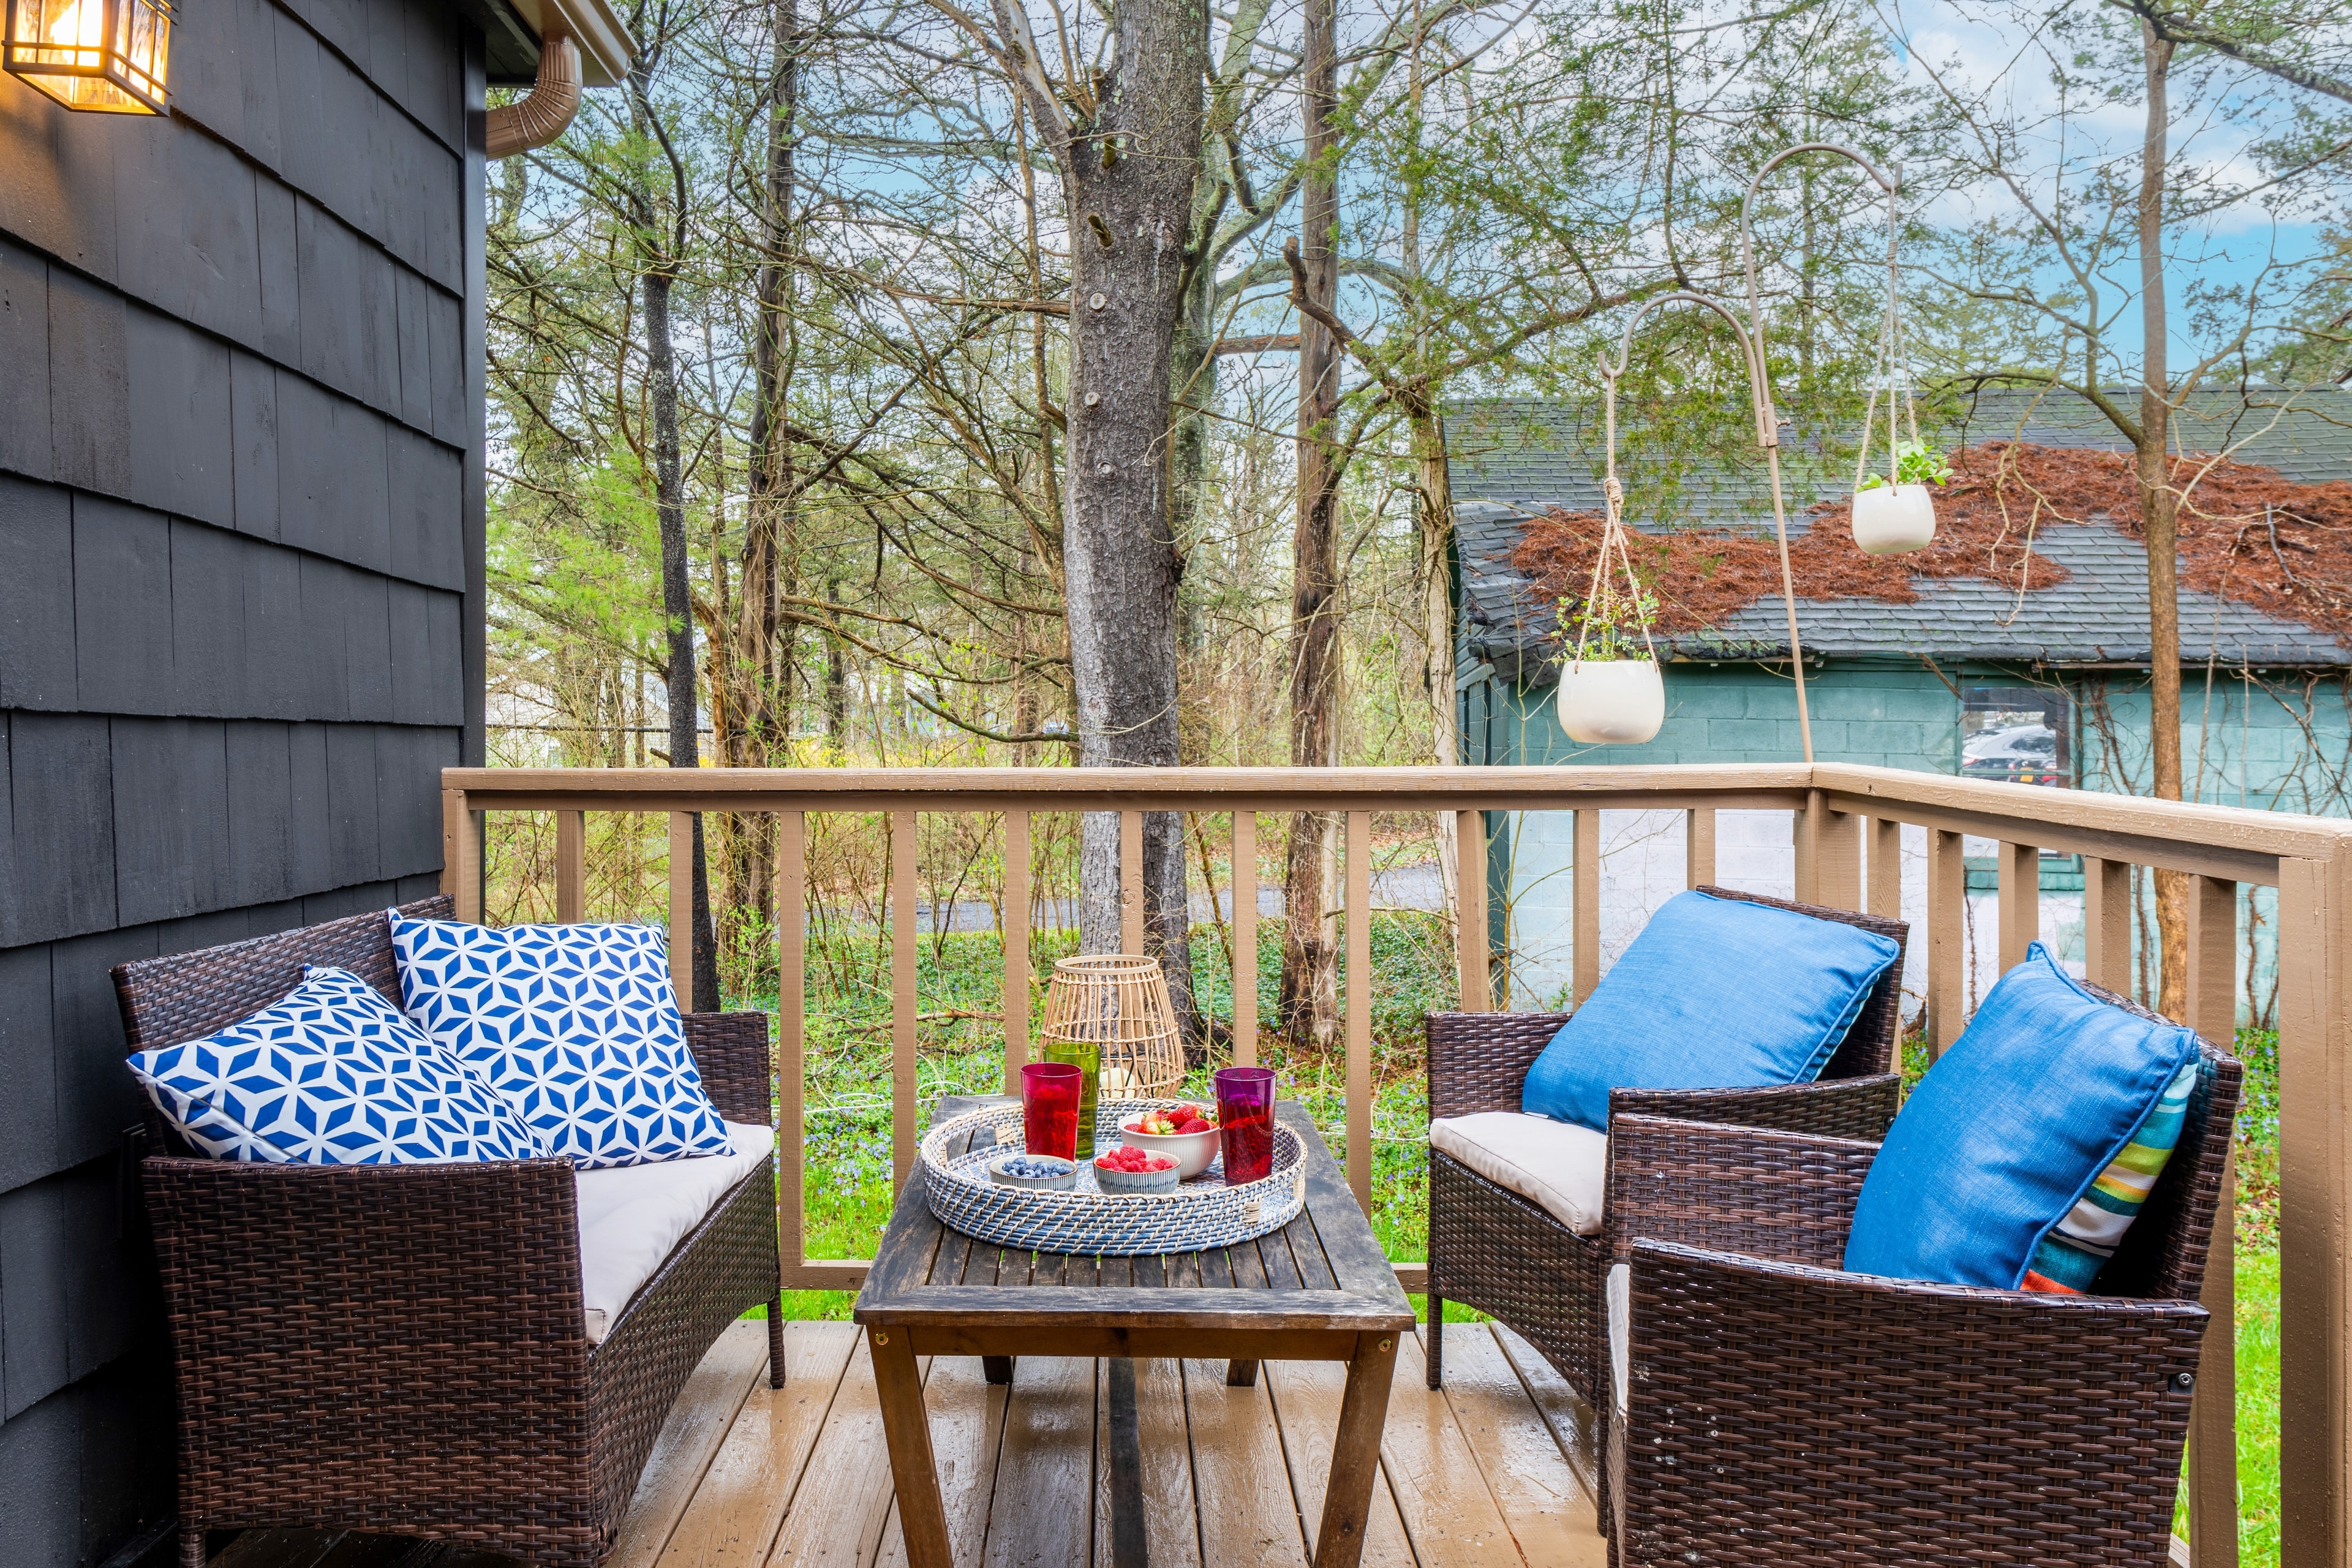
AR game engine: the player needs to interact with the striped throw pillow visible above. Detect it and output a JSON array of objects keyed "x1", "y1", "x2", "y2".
[{"x1": 2022, "y1": 1061, "x2": 2198, "y2": 1294}]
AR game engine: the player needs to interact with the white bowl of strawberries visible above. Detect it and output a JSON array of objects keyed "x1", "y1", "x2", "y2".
[{"x1": 1118, "y1": 1102, "x2": 1221, "y2": 1180}]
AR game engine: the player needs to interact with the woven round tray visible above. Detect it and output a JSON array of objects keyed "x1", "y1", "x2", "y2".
[{"x1": 921, "y1": 1099, "x2": 1307, "y2": 1255}]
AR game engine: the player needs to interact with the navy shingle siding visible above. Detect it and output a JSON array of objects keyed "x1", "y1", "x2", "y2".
[{"x1": 0, "y1": 1, "x2": 486, "y2": 1559}]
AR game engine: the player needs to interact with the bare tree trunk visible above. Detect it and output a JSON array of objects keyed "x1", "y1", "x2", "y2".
[
  {"x1": 644, "y1": 265, "x2": 719, "y2": 1008},
  {"x1": 630, "y1": 41, "x2": 720, "y2": 1010},
  {"x1": 1280, "y1": 0, "x2": 1341, "y2": 1048},
  {"x1": 990, "y1": 0, "x2": 1207, "y2": 1034},
  {"x1": 1414, "y1": 410, "x2": 1459, "y2": 899},
  {"x1": 1401, "y1": 8, "x2": 1457, "y2": 925},
  {"x1": 824, "y1": 571, "x2": 848, "y2": 745},
  {"x1": 2138, "y1": 24, "x2": 2189, "y2": 1019},
  {"x1": 729, "y1": 0, "x2": 799, "y2": 949}
]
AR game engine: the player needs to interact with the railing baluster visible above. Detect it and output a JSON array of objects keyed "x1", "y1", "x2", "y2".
[
  {"x1": 1793, "y1": 801, "x2": 1817, "y2": 905},
  {"x1": 1003, "y1": 810, "x2": 1030, "y2": 1095},
  {"x1": 891, "y1": 810, "x2": 918, "y2": 1188},
  {"x1": 1457, "y1": 809, "x2": 1491, "y2": 1011},
  {"x1": 443, "y1": 790, "x2": 483, "y2": 921},
  {"x1": 1866, "y1": 815, "x2": 1902, "y2": 921},
  {"x1": 2084, "y1": 856, "x2": 2132, "y2": 991},
  {"x1": 1574, "y1": 809, "x2": 1600, "y2": 1005},
  {"x1": 1233, "y1": 810, "x2": 1257, "y2": 1066},
  {"x1": 1686, "y1": 807, "x2": 1716, "y2": 889},
  {"x1": 668, "y1": 812, "x2": 694, "y2": 1012},
  {"x1": 2276, "y1": 851, "x2": 2345, "y2": 1568},
  {"x1": 1927, "y1": 828, "x2": 1965, "y2": 1057},
  {"x1": 1120, "y1": 810, "x2": 1145, "y2": 954},
  {"x1": 778, "y1": 811, "x2": 807, "y2": 1283},
  {"x1": 1813, "y1": 796, "x2": 1861, "y2": 912},
  {"x1": 1345, "y1": 809, "x2": 1371, "y2": 1215},
  {"x1": 2187, "y1": 875, "x2": 2240, "y2": 1568},
  {"x1": 1997, "y1": 841, "x2": 2038, "y2": 973},
  {"x1": 556, "y1": 810, "x2": 584, "y2": 922}
]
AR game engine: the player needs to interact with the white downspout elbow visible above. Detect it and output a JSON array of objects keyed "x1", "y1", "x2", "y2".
[{"x1": 487, "y1": 33, "x2": 582, "y2": 160}]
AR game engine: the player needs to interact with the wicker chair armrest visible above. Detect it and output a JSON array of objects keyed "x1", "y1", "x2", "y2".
[
  {"x1": 1426, "y1": 1011, "x2": 1566, "y2": 1120},
  {"x1": 684, "y1": 1012, "x2": 776, "y2": 1128},
  {"x1": 1605, "y1": 1114, "x2": 1879, "y2": 1269},
  {"x1": 1611, "y1": 1238, "x2": 2206, "y2": 1560},
  {"x1": 143, "y1": 1155, "x2": 587, "y2": 1335},
  {"x1": 1608, "y1": 1074, "x2": 1901, "y2": 1142}
]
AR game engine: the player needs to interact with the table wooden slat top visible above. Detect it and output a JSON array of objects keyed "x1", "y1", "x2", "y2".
[
  {"x1": 854, "y1": 1096, "x2": 1415, "y2": 1568},
  {"x1": 854, "y1": 1097, "x2": 1414, "y2": 1333}
]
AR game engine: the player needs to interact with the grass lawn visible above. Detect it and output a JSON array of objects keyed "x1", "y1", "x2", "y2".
[{"x1": 746, "y1": 923, "x2": 2288, "y2": 1554}]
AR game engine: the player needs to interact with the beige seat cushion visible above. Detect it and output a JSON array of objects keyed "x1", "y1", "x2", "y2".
[
  {"x1": 575, "y1": 1120, "x2": 776, "y2": 1344},
  {"x1": 1429, "y1": 1111, "x2": 1608, "y2": 1237}
]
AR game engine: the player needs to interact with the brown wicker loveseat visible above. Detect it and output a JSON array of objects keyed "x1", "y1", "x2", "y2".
[
  {"x1": 112, "y1": 895, "x2": 785, "y2": 1568},
  {"x1": 1603, "y1": 1014, "x2": 2241, "y2": 1563},
  {"x1": 1423, "y1": 886, "x2": 1909, "y2": 1404}
]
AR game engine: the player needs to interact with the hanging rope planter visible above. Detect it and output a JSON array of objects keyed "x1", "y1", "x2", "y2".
[
  {"x1": 1848, "y1": 188, "x2": 1943, "y2": 554},
  {"x1": 1552, "y1": 364, "x2": 1665, "y2": 745}
]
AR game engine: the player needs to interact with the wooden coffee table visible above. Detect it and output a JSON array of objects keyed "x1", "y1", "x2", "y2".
[{"x1": 853, "y1": 1095, "x2": 1415, "y2": 1568}]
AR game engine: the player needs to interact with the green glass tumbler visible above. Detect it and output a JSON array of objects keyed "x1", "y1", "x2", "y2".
[{"x1": 1038, "y1": 1037, "x2": 1101, "y2": 1160}]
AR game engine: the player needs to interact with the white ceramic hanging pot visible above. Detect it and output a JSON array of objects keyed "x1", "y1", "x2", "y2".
[
  {"x1": 1851, "y1": 483, "x2": 1938, "y2": 554},
  {"x1": 1555, "y1": 658, "x2": 1665, "y2": 745}
]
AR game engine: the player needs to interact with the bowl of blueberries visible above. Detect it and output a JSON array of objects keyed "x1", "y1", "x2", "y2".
[{"x1": 988, "y1": 1152, "x2": 1078, "y2": 1191}]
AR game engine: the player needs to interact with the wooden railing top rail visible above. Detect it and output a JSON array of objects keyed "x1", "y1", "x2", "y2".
[
  {"x1": 445, "y1": 762, "x2": 2352, "y2": 884},
  {"x1": 443, "y1": 762, "x2": 1814, "y2": 813}
]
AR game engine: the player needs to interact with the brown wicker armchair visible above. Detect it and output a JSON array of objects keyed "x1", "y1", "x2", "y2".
[
  {"x1": 112, "y1": 895, "x2": 785, "y2": 1568},
  {"x1": 1603, "y1": 1023, "x2": 2241, "y2": 1565},
  {"x1": 1424, "y1": 886, "x2": 1909, "y2": 1406}
]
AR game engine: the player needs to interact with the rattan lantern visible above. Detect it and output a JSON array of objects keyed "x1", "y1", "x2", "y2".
[
  {"x1": 4, "y1": 0, "x2": 171, "y2": 114},
  {"x1": 1040, "y1": 954, "x2": 1185, "y2": 1098}
]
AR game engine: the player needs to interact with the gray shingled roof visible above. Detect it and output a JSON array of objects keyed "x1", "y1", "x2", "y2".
[{"x1": 1451, "y1": 385, "x2": 2352, "y2": 676}]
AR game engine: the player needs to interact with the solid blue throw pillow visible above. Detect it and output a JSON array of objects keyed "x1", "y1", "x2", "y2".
[
  {"x1": 1519, "y1": 889, "x2": 1901, "y2": 1131},
  {"x1": 1843, "y1": 943, "x2": 2203, "y2": 1289}
]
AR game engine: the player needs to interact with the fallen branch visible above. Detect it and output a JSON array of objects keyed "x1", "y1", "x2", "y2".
[{"x1": 838, "y1": 1009, "x2": 1005, "y2": 1036}]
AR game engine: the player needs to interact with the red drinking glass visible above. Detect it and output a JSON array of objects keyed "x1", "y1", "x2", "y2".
[
  {"x1": 1021, "y1": 1061, "x2": 1083, "y2": 1161},
  {"x1": 1214, "y1": 1066, "x2": 1277, "y2": 1185}
]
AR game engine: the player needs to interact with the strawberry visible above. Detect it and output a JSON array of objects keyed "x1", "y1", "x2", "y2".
[
  {"x1": 1177, "y1": 1118, "x2": 1212, "y2": 1134},
  {"x1": 1170, "y1": 1103, "x2": 1199, "y2": 1123}
]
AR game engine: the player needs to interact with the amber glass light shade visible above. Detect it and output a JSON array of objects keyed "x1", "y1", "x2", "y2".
[{"x1": 4, "y1": 0, "x2": 170, "y2": 114}]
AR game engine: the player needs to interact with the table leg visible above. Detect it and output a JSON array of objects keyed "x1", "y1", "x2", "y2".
[
  {"x1": 1224, "y1": 1359, "x2": 1260, "y2": 1387},
  {"x1": 982, "y1": 1355, "x2": 1016, "y2": 1385},
  {"x1": 1312, "y1": 1332, "x2": 1396, "y2": 1568},
  {"x1": 869, "y1": 1327, "x2": 953, "y2": 1568}
]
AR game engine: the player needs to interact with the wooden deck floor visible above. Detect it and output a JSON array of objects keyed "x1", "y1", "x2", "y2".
[{"x1": 216, "y1": 1316, "x2": 1607, "y2": 1568}]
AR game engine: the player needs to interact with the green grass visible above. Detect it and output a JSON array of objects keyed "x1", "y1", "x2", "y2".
[
  {"x1": 2236, "y1": 1247, "x2": 2281, "y2": 1563},
  {"x1": 2223, "y1": 1029, "x2": 2282, "y2": 1564}
]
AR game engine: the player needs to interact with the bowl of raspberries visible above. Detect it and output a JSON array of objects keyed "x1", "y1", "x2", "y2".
[
  {"x1": 1117, "y1": 1102, "x2": 1221, "y2": 1180},
  {"x1": 1093, "y1": 1144, "x2": 1183, "y2": 1194}
]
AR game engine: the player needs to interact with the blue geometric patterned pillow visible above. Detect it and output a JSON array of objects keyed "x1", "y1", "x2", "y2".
[
  {"x1": 389, "y1": 916, "x2": 733, "y2": 1169},
  {"x1": 125, "y1": 966, "x2": 545, "y2": 1164}
]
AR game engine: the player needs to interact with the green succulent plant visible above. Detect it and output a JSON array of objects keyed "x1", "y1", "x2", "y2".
[
  {"x1": 1556, "y1": 584, "x2": 1660, "y2": 665},
  {"x1": 1860, "y1": 440, "x2": 1954, "y2": 491}
]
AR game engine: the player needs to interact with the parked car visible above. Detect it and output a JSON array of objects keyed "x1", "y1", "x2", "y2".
[{"x1": 1962, "y1": 721, "x2": 2064, "y2": 785}]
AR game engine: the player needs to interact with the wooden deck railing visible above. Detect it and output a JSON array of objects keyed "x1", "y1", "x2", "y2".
[{"x1": 441, "y1": 761, "x2": 2351, "y2": 1568}]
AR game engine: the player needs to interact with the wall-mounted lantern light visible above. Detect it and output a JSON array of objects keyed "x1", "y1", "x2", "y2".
[{"x1": 4, "y1": 0, "x2": 172, "y2": 115}]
